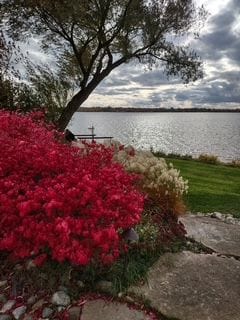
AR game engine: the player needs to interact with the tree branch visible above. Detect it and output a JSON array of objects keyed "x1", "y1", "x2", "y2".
[{"x1": 102, "y1": 0, "x2": 134, "y2": 47}]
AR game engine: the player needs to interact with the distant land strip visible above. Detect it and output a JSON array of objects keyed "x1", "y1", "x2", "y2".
[{"x1": 78, "y1": 107, "x2": 240, "y2": 112}]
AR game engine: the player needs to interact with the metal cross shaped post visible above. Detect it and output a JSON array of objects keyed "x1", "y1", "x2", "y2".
[{"x1": 88, "y1": 125, "x2": 95, "y2": 142}]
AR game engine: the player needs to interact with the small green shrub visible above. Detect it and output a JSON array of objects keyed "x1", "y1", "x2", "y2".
[
  {"x1": 153, "y1": 150, "x2": 193, "y2": 161},
  {"x1": 230, "y1": 159, "x2": 240, "y2": 168},
  {"x1": 166, "y1": 152, "x2": 193, "y2": 160},
  {"x1": 198, "y1": 153, "x2": 219, "y2": 164}
]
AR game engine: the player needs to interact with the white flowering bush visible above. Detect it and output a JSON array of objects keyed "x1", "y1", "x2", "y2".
[
  {"x1": 108, "y1": 141, "x2": 188, "y2": 216},
  {"x1": 113, "y1": 145, "x2": 188, "y2": 196}
]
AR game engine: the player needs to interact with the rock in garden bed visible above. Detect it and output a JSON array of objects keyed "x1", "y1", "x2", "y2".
[{"x1": 180, "y1": 214, "x2": 240, "y2": 257}]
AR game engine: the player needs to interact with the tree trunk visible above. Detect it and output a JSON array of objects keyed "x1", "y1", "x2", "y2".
[
  {"x1": 57, "y1": 89, "x2": 90, "y2": 131},
  {"x1": 57, "y1": 69, "x2": 114, "y2": 131}
]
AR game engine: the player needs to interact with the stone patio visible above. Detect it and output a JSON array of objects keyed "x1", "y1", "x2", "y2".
[{"x1": 129, "y1": 251, "x2": 240, "y2": 320}]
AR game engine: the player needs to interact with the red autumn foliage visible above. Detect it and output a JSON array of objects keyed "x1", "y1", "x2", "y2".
[{"x1": 0, "y1": 111, "x2": 144, "y2": 266}]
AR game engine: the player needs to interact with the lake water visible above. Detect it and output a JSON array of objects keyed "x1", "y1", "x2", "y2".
[{"x1": 68, "y1": 112, "x2": 240, "y2": 162}]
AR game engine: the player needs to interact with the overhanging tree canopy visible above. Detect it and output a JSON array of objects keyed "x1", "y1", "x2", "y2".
[
  {"x1": 0, "y1": 31, "x2": 42, "y2": 111},
  {"x1": 0, "y1": 0, "x2": 206, "y2": 130}
]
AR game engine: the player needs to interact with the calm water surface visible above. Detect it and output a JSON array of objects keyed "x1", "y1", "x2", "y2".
[{"x1": 68, "y1": 112, "x2": 240, "y2": 162}]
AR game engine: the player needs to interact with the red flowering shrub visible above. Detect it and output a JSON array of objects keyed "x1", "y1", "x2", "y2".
[{"x1": 0, "y1": 111, "x2": 144, "y2": 266}]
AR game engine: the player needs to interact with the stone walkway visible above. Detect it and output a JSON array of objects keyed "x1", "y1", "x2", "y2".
[
  {"x1": 81, "y1": 299, "x2": 155, "y2": 320},
  {"x1": 0, "y1": 214, "x2": 240, "y2": 320},
  {"x1": 129, "y1": 214, "x2": 240, "y2": 320},
  {"x1": 129, "y1": 251, "x2": 240, "y2": 320}
]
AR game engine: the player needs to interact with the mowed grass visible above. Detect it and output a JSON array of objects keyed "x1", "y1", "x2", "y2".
[{"x1": 165, "y1": 158, "x2": 240, "y2": 218}]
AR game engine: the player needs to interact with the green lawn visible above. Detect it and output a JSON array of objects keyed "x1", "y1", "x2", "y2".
[{"x1": 165, "y1": 158, "x2": 240, "y2": 218}]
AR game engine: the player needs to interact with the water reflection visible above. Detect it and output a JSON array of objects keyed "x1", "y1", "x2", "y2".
[{"x1": 68, "y1": 112, "x2": 240, "y2": 162}]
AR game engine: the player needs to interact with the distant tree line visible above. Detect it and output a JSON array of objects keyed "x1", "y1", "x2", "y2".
[{"x1": 78, "y1": 107, "x2": 240, "y2": 112}]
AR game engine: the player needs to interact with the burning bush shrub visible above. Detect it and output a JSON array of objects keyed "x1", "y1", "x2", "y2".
[{"x1": 0, "y1": 111, "x2": 144, "y2": 266}]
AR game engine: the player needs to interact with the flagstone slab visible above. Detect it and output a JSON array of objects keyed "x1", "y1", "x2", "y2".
[
  {"x1": 129, "y1": 251, "x2": 240, "y2": 320},
  {"x1": 81, "y1": 299, "x2": 153, "y2": 320},
  {"x1": 180, "y1": 215, "x2": 240, "y2": 257}
]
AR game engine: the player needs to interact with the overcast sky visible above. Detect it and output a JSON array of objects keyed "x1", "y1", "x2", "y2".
[
  {"x1": 80, "y1": 0, "x2": 240, "y2": 109},
  {"x1": 25, "y1": 0, "x2": 240, "y2": 110}
]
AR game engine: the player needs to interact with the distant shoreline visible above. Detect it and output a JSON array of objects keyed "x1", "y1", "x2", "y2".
[{"x1": 78, "y1": 107, "x2": 240, "y2": 113}]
